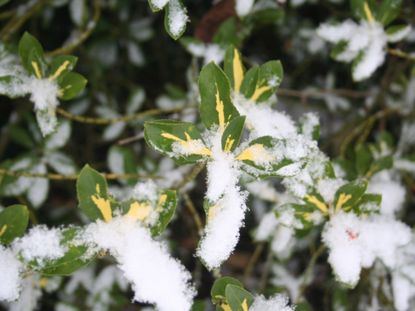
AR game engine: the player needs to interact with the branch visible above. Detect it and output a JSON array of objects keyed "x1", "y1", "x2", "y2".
[
  {"x1": 387, "y1": 48, "x2": 415, "y2": 62},
  {"x1": 0, "y1": 168, "x2": 159, "y2": 181},
  {"x1": 56, "y1": 105, "x2": 196, "y2": 125},
  {"x1": 183, "y1": 193, "x2": 204, "y2": 236},
  {"x1": 46, "y1": 0, "x2": 101, "y2": 57},
  {"x1": 0, "y1": 0, "x2": 49, "y2": 41},
  {"x1": 277, "y1": 88, "x2": 370, "y2": 101}
]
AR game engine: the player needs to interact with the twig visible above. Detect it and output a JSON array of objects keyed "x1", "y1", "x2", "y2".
[
  {"x1": 0, "y1": 0, "x2": 49, "y2": 41},
  {"x1": 243, "y1": 242, "x2": 265, "y2": 285},
  {"x1": 46, "y1": 0, "x2": 101, "y2": 57},
  {"x1": 183, "y1": 193, "x2": 204, "y2": 235},
  {"x1": 56, "y1": 105, "x2": 196, "y2": 125},
  {"x1": 296, "y1": 244, "x2": 326, "y2": 303},
  {"x1": 387, "y1": 48, "x2": 415, "y2": 62},
  {"x1": 339, "y1": 107, "x2": 399, "y2": 156},
  {"x1": 173, "y1": 162, "x2": 205, "y2": 192},
  {"x1": 0, "y1": 168, "x2": 159, "y2": 180},
  {"x1": 259, "y1": 244, "x2": 274, "y2": 293},
  {"x1": 277, "y1": 88, "x2": 370, "y2": 101}
]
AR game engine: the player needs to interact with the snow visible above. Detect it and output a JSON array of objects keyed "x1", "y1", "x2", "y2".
[
  {"x1": 255, "y1": 212, "x2": 278, "y2": 241},
  {"x1": 392, "y1": 238, "x2": 415, "y2": 311},
  {"x1": 322, "y1": 212, "x2": 411, "y2": 286},
  {"x1": 250, "y1": 294, "x2": 295, "y2": 311},
  {"x1": 13, "y1": 226, "x2": 66, "y2": 266},
  {"x1": 317, "y1": 20, "x2": 391, "y2": 81},
  {"x1": 233, "y1": 93, "x2": 297, "y2": 139},
  {"x1": 8, "y1": 275, "x2": 42, "y2": 311},
  {"x1": 316, "y1": 178, "x2": 346, "y2": 205},
  {"x1": 81, "y1": 216, "x2": 195, "y2": 311},
  {"x1": 0, "y1": 246, "x2": 22, "y2": 302},
  {"x1": 132, "y1": 180, "x2": 158, "y2": 202},
  {"x1": 149, "y1": 0, "x2": 169, "y2": 10},
  {"x1": 387, "y1": 25, "x2": 412, "y2": 43},
  {"x1": 197, "y1": 131, "x2": 248, "y2": 269},
  {"x1": 300, "y1": 112, "x2": 319, "y2": 139},
  {"x1": 167, "y1": 0, "x2": 188, "y2": 38},
  {"x1": 368, "y1": 179, "x2": 405, "y2": 215},
  {"x1": 235, "y1": 0, "x2": 255, "y2": 17},
  {"x1": 0, "y1": 48, "x2": 62, "y2": 136},
  {"x1": 186, "y1": 43, "x2": 225, "y2": 65},
  {"x1": 26, "y1": 163, "x2": 49, "y2": 208}
]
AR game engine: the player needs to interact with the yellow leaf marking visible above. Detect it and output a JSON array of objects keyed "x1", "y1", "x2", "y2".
[
  {"x1": 0, "y1": 225, "x2": 7, "y2": 237},
  {"x1": 49, "y1": 60, "x2": 70, "y2": 81},
  {"x1": 242, "y1": 299, "x2": 249, "y2": 311},
  {"x1": 250, "y1": 85, "x2": 271, "y2": 102},
  {"x1": 235, "y1": 144, "x2": 273, "y2": 163},
  {"x1": 31, "y1": 61, "x2": 42, "y2": 79},
  {"x1": 39, "y1": 277, "x2": 48, "y2": 288},
  {"x1": 363, "y1": 2, "x2": 374, "y2": 23},
  {"x1": 158, "y1": 194, "x2": 167, "y2": 206},
  {"x1": 207, "y1": 204, "x2": 221, "y2": 223},
  {"x1": 91, "y1": 185, "x2": 112, "y2": 222},
  {"x1": 215, "y1": 84, "x2": 226, "y2": 132},
  {"x1": 335, "y1": 193, "x2": 352, "y2": 212},
  {"x1": 127, "y1": 201, "x2": 151, "y2": 221},
  {"x1": 224, "y1": 135, "x2": 235, "y2": 152},
  {"x1": 220, "y1": 303, "x2": 232, "y2": 311},
  {"x1": 161, "y1": 132, "x2": 212, "y2": 156},
  {"x1": 233, "y1": 48, "x2": 244, "y2": 92},
  {"x1": 304, "y1": 195, "x2": 329, "y2": 215}
]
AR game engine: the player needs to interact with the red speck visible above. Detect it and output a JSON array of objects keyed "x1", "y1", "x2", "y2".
[{"x1": 346, "y1": 228, "x2": 359, "y2": 241}]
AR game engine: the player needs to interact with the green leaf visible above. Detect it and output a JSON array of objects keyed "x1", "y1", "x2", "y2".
[
  {"x1": 0, "y1": 204, "x2": 29, "y2": 245},
  {"x1": 375, "y1": 0, "x2": 402, "y2": 25},
  {"x1": 18, "y1": 32, "x2": 46, "y2": 77},
  {"x1": 224, "y1": 46, "x2": 245, "y2": 92},
  {"x1": 350, "y1": 0, "x2": 376, "y2": 21},
  {"x1": 213, "y1": 17, "x2": 242, "y2": 47},
  {"x1": 221, "y1": 116, "x2": 245, "y2": 152},
  {"x1": 211, "y1": 277, "x2": 243, "y2": 304},
  {"x1": 0, "y1": 0, "x2": 10, "y2": 7},
  {"x1": 333, "y1": 180, "x2": 368, "y2": 212},
  {"x1": 108, "y1": 146, "x2": 137, "y2": 185},
  {"x1": 49, "y1": 55, "x2": 78, "y2": 81},
  {"x1": 199, "y1": 62, "x2": 239, "y2": 130},
  {"x1": 40, "y1": 228, "x2": 93, "y2": 276},
  {"x1": 225, "y1": 284, "x2": 254, "y2": 311},
  {"x1": 368, "y1": 156, "x2": 393, "y2": 176},
  {"x1": 355, "y1": 144, "x2": 373, "y2": 176},
  {"x1": 0, "y1": 75, "x2": 24, "y2": 98},
  {"x1": 240, "y1": 61, "x2": 283, "y2": 102},
  {"x1": 330, "y1": 41, "x2": 348, "y2": 60},
  {"x1": 354, "y1": 193, "x2": 381, "y2": 215},
  {"x1": 76, "y1": 165, "x2": 113, "y2": 222},
  {"x1": 151, "y1": 190, "x2": 177, "y2": 236},
  {"x1": 237, "y1": 136, "x2": 293, "y2": 177},
  {"x1": 144, "y1": 119, "x2": 210, "y2": 163},
  {"x1": 58, "y1": 72, "x2": 87, "y2": 100},
  {"x1": 282, "y1": 203, "x2": 315, "y2": 230}
]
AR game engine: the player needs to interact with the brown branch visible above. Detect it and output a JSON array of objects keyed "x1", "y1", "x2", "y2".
[
  {"x1": 46, "y1": 0, "x2": 101, "y2": 57},
  {"x1": 0, "y1": 168, "x2": 159, "y2": 181},
  {"x1": 56, "y1": 105, "x2": 196, "y2": 125}
]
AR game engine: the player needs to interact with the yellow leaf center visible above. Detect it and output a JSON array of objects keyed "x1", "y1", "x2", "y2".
[
  {"x1": 304, "y1": 195, "x2": 329, "y2": 215},
  {"x1": 127, "y1": 201, "x2": 151, "y2": 221}
]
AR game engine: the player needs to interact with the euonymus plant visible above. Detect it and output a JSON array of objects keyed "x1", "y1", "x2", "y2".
[{"x1": 0, "y1": 0, "x2": 415, "y2": 310}]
